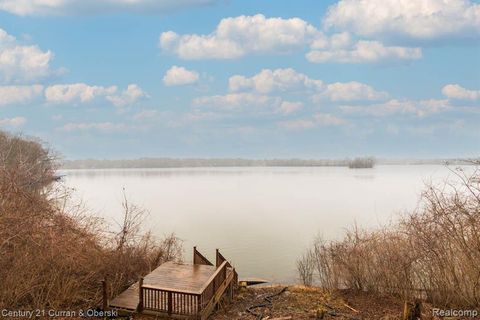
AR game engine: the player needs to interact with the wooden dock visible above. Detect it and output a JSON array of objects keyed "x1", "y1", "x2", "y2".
[{"x1": 107, "y1": 247, "x2": 238, "y2": 319}]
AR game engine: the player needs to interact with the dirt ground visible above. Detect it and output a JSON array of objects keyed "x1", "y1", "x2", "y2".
[
  {"x1": 209, "y1": 285, "x2": 438, "y2": 320},
  {"x1": 130, "y1": 285, "x2": 475, "y2": 320}
]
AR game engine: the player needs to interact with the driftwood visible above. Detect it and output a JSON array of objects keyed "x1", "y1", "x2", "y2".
[
  {"x1": 343, "y1": 302, "x2": 359, "y2": 313},
  {"x1": 246, "y1": 287, "x2": 289, "y2": 320},
  {"x1": 313, "y1": 303, "x2": 361, "y2": 320}
]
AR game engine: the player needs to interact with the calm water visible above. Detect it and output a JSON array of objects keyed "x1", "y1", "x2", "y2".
[{"x1": 61, "y1": 165, "x2": 457, "y2": 283}]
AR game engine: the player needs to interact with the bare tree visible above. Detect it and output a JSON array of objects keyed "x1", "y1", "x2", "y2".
[
  {"x1": 0, "y1": 130, "x2": 183, "y2": 309},
  {"x1": 300, "y1": 162, "x2": 480, "y2": 307},
  {"x1": 115, "y1": 188, "x2": 147, "y2": 251},
  {"x1": 297, "y1": 250, "x2": 315, "y2": 286}
]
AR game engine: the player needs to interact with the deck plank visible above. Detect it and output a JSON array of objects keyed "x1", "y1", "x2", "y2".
[
  {"x1": 109, "y1": 262, "x2": 219, "y2": 311},
  {"x1": 109, "y1": 282, "x2": 139, "y2": 311},
  {"x1": 144, "y1": 262, "x2": 217, "y2": 292}
]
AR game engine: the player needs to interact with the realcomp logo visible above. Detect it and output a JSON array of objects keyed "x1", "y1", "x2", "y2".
[{"x1": 432, "y1": 308, "x2": 479, "y2": 318}]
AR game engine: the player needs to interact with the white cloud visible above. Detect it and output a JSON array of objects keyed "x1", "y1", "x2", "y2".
[
  {"x1": 45, "y1": 83, "x2": 117, "y2": 103},
  {"x1": 159, "y1": 14, "x2": 320, "y2": 59},
  {"x1": 229, "y1": 68, "x2": 387, "y2": 102},
  {"x1": 0, "y1": 0, "x2": 217, "y2": 16},
  {"x1": 307, "y1": 40, "x2": 422, "y2": 63},
  {"x1": 0, "y1": 28, "x2": 14, "y2": 43},
  {"x1": 193, "y1": 92, "x2": 280, "y2": 111},
  {"x1": 133, "y1": 109, "x2": 158, "y2": 121},
  {"x1": 45, "y1": 83, "x2": 147, "y2": 107},
  {"x1": 340, "y1": 99, "x2": 451, "y2": 117},
  {"x1": 159, "y1": 14, "x2": 425, "y2": 64},
  {"x1": 442, "y1": 84, "x2": 480, "y2": 100},
  {"x1": 167, "y1": 109, "x2": 224, "y2": 127},
  {"x1": 59, "y1": 122, "x2": 126, "y2": 132},
  {"x1": 106, "y1": 84, "x2": 148, "y2": 107},
  {"x1": 323, "y1": 0, "x2": 480, "y2": 41},
  {"x1": 310, "y1": 31, "x2": 352, "y2": 50},
  {"x1": 279, "y1": 113, "x2": 346, "y2": 130},
  {"x1": 192, "y1": 92, "x2": 305, "y2": 117},
  {"x1": 0, "y1": 85, "x2": 43, "y2": 106},
  {"x1": 278, "y1": 101, "x2": 303, "y2": 115},
  {"x1": 229, "y1": 68, "x2": 323, "y2": 93},
  {"x1": 316, "y1": 81, "x2": 389, "y2": 101},
  {"x1": 0, "y1": 116, "x2": 26, "y2": 127},
  {"x1": 401, "y1": 120, "x2": 467, "y2": 136},
  {"x1": 163, "y1": 65, "x2": 199, "y2": 86},
  {"x1": 0, "y1": 28, "x2": 53, "y2": 82}
]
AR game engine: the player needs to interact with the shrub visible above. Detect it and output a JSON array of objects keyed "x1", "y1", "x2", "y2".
[
  {"x1": 0, "y1": 131, "x2": 182, "y2": 309},
  {"x1": 299, "y1": 164, "x2": 480, "y2": 307}
]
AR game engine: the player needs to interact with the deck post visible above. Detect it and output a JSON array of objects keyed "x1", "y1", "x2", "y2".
[
  {"x1": 102, "y1": 279, "x2": 108, "y2": 311},
  {"x1": 228, "y1": 283, "x2": 233, "y2": 301},
  {"x1": 168, "y1": 291, "x2": 173, "y2": 315},
  {"x1": 138, "y1": 277, "x2": 144, "y2": 312},
  {"x1": 232, "y1": 268, "x2": 237, "y2": 298},
  {"x1": 197, "y1": 294, "x2": 202, "y2": 319}
]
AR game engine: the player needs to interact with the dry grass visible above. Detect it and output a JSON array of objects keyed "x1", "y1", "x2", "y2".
[
  {"x1": 299, "y1": 163, "x2": 480, "y2": 307},
  {"x1": 0, "y1": 131, "x2": 182, "y2": 309},
  {"x1": 209, "y1": 285, "x2": 424, "y2": 320}
]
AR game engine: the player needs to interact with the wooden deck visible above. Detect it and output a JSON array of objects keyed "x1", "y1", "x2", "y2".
[
  {"x1": 107, "y1": 247, "x2": 238, "y2": 319},
  {"x1": 109, "y1": 281, "x2": 139, "y2": 311},
  {"x1": 109, "y1": 262, "x2": 221, "y2": 310}
]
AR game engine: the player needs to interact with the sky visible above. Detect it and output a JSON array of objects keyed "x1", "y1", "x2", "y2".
[{"x1": 0, "y1": 0, "x2": 479, "y2": 159}]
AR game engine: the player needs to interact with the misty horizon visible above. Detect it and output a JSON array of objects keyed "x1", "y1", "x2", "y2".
[{"x1": 60, "y1": 156, "x2": 476, "y2": 169}]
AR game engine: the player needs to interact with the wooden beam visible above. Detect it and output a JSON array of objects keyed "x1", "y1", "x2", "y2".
[
  {"x1": 198, "y1": 261, "x2": 228, "y2": 293},
  {"x1": 141, "y1": 284, "x2": 199, "y2": 295},
  {"x1": 102, "y1": 279, "x2": 108, "y2": 311},
  {"x1": 168, "y1": 291, "x2": 173, "y2": 316},
  {"x1": 200, "y1": 269, "x2": 235, "y2": 320},
  {"x1": 137, "y1": 277, "x2": 144, "y2": 312}
]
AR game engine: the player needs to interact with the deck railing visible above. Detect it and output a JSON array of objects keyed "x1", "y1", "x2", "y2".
[
  {"x1": 199, "y1": 261, "x2": 228, "y2": 309},
  {"x1": 141, "y1": 285, "x2": 200, "y2": 316},
  {"x1": 138, "y1": 253, "x2": 237, "y2": 318},
  {"x1": 215, "y1": 249, "x2": 238, "y2": 290},
  {"x1": 216, "y1": 249, "x2": 232, "y2": 268},
  {"x1": 194, "y1": 246, "x2": 213, "y2": 266}
]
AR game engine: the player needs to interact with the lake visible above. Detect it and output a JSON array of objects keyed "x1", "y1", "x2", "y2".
[{"x1": 61, "y1": 165, "x2": 458, "y2": 283}]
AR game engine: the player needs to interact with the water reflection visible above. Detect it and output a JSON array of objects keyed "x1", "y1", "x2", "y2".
[{"x1": 61, "y1": 165, "x2": 457, "y2": 283}]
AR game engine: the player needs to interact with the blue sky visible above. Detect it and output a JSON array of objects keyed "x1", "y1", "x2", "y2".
[{"x1": 0, "y1": 0, "x2": 479, "y2": 159}]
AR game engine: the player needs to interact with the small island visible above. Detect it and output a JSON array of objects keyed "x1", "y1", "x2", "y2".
[{"x1": 348, "y1": 157, "x2": 376, "y2": 169}]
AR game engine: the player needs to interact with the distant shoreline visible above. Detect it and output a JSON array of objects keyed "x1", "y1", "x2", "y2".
[{"x1": 60, "y1": 157, "x2": 475, "y2": 169}]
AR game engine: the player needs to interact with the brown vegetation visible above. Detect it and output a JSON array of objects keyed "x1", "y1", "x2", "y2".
[
  {"x1": 0, "y1": 131, "x2": 182, "y2": 309},
  {"x1": 298, "y1": 163, "x2": 480, "y2": 307},
  {"x1": 209, "y1": 285, "x2": 431, "y2": 320}
]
